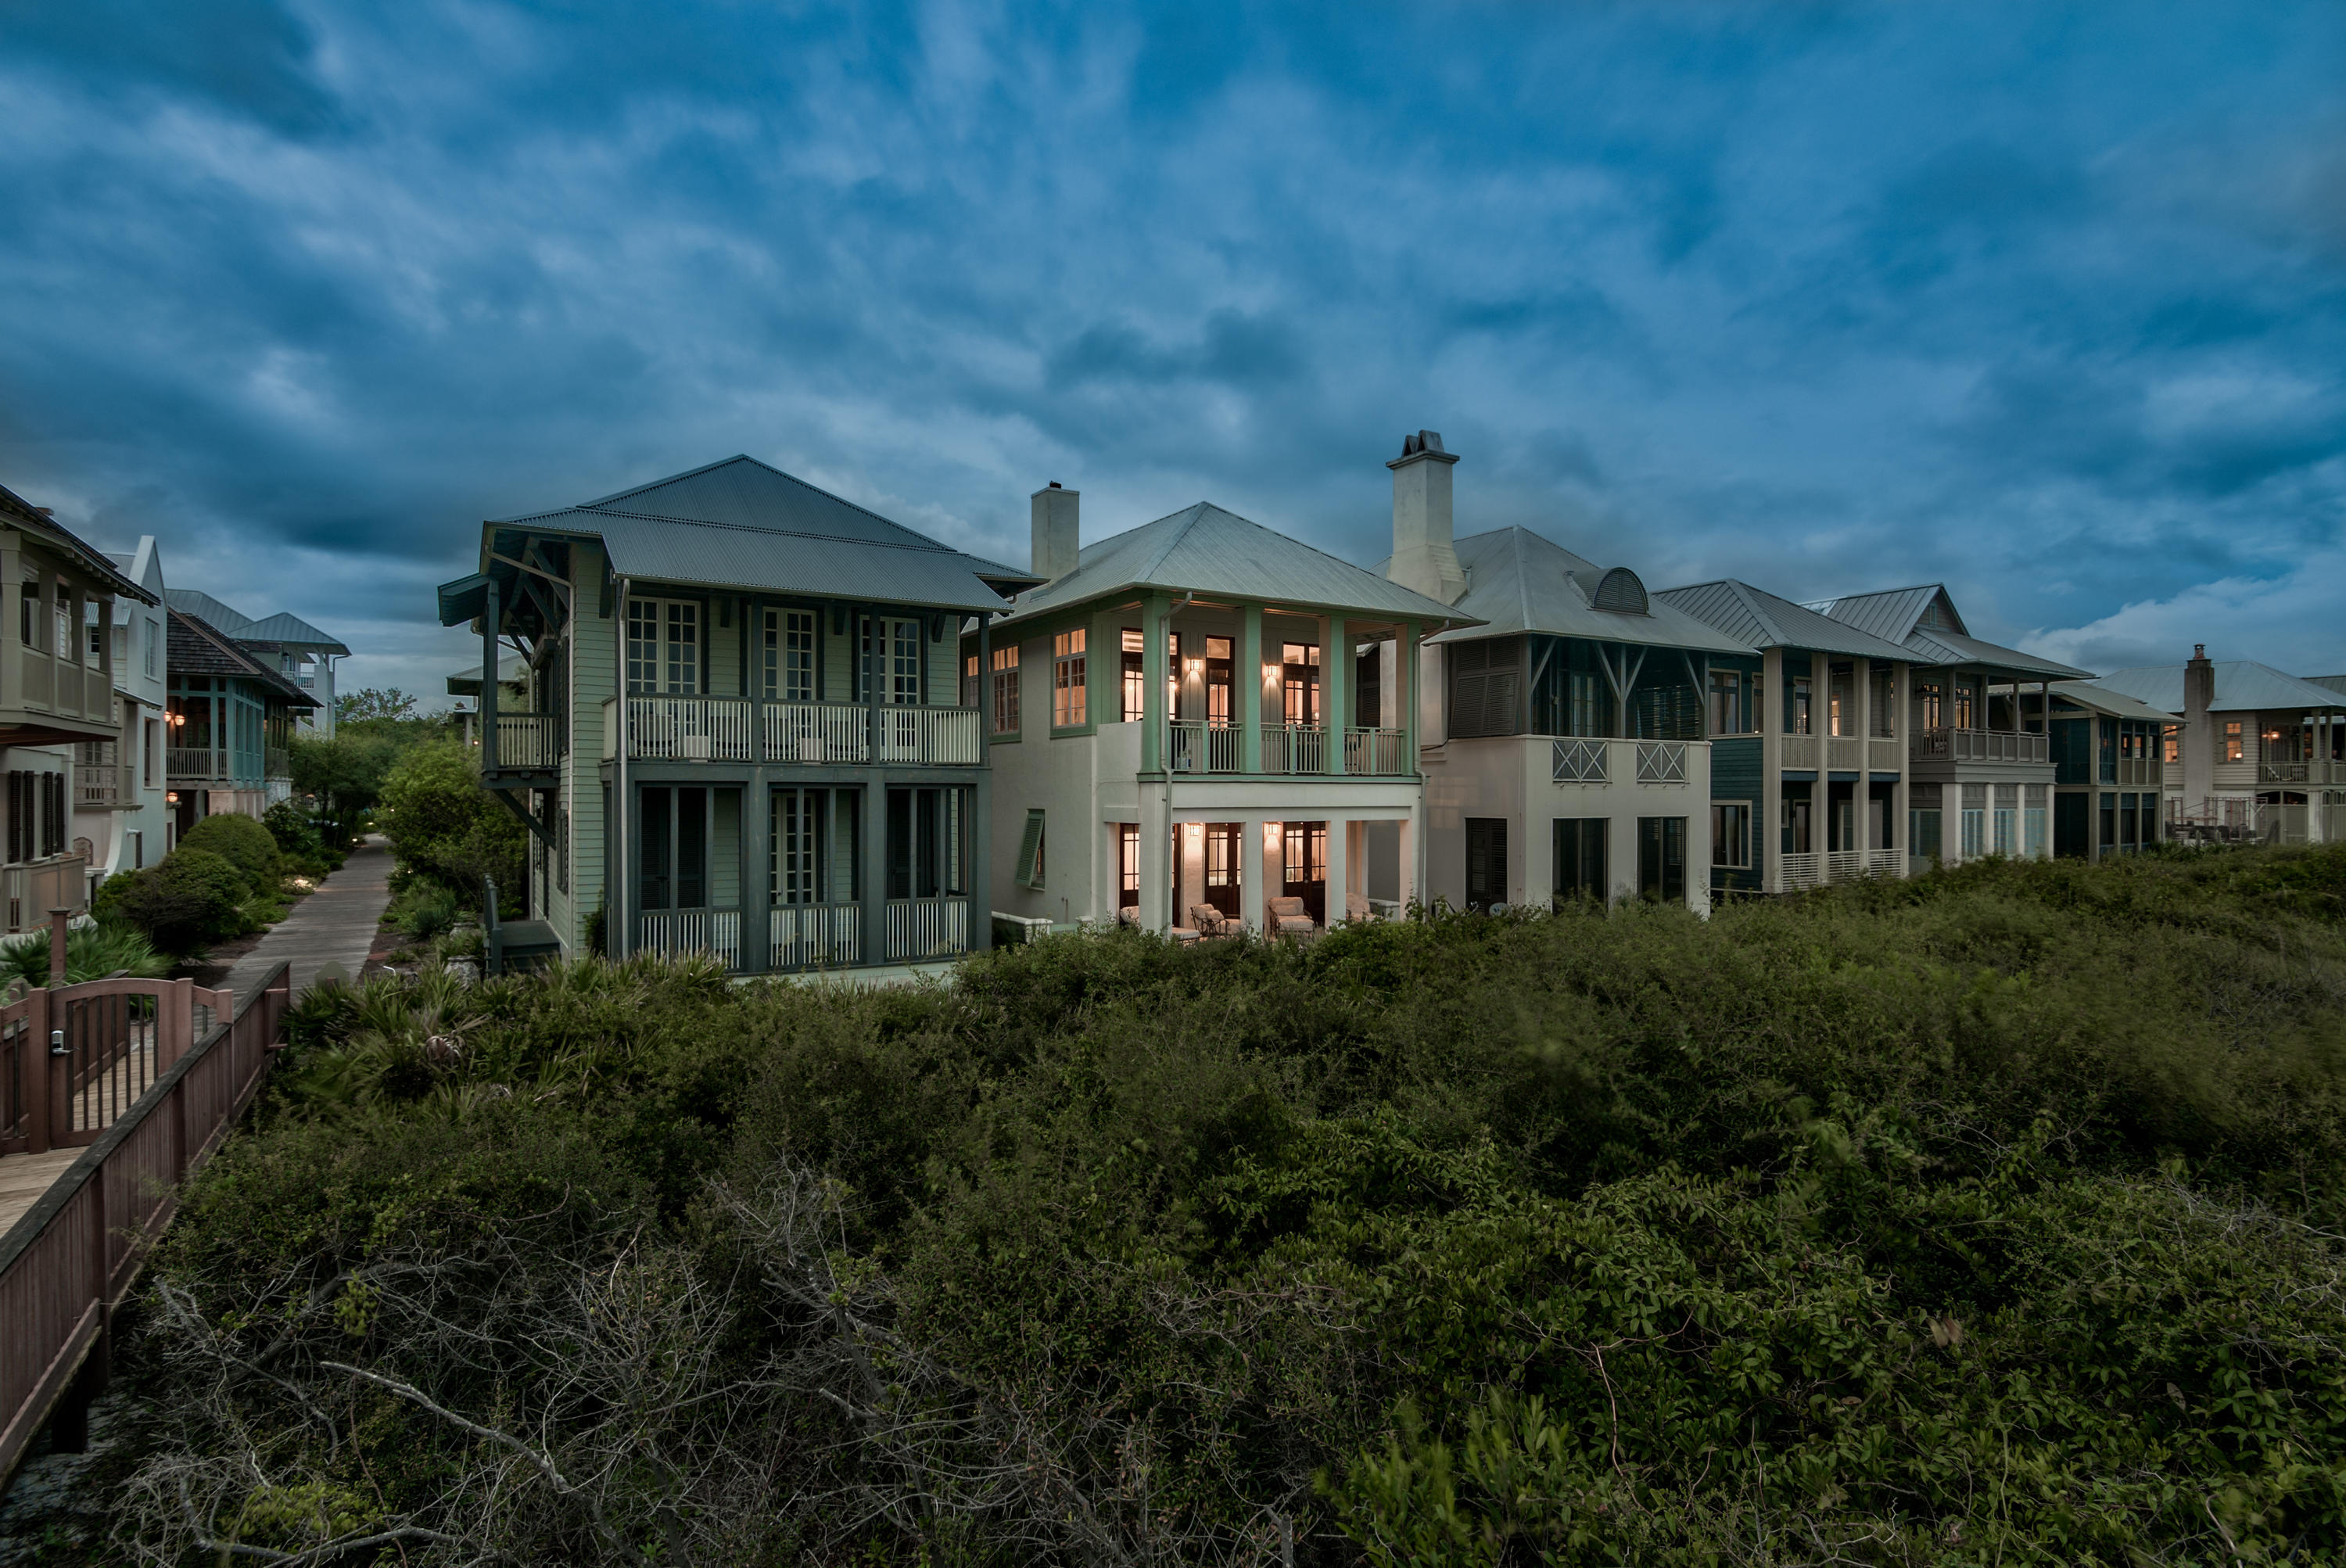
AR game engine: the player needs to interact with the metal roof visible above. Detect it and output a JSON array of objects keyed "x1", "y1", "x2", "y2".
[
  {"x1": 1655, "y1": 579, "x2": 1914, "y2": 661},
  {"x1": 1800, "y1": 583, "x2": 2088, "y2": 679},
  {"x1": 1412, "y1": 529, "x2": 1752, "y2": 654},
  {"x1": 239, "y1": 611, "x2": 349, "y2": 654},
  {"x1": 2046, "y1": 680, "x2": 2183, "y2": 724},
  {"x1": 2088, "y1": 662, "x2": 2346, "y2": 716},
  {"x1": 447, "y1": 654, "x2": 527, "y2": 696},
  {"x1": 0, "y1": 481, "x2": 159, "y2": 605},
  {"x1": 992, "y1": 501, "x2": 1476, "y2": 630},
  {"x1": 2308, "y1": 675, "x2": 2346, "y2": 698},
  {"x1": 478, "y1": 454, "x2": 1039, "y2": 615},
  {"x1": 167, "y1": 609, "x2": 320, "y2": 708},
  {"x1": 166, "y1": 590, "x2": 255, "y2": 636}
]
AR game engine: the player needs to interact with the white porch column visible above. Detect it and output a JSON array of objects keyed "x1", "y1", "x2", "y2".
[
  {"x1": 1397, "y1": 806, "x2": 1419, "y2": 912},
  {"x1": 1137, "y1": 790, "x2": 1170, "y2": 934},
  {"x1": 1177, "y1": 820, "x2": 1205, "y2": 926},
  {"x1": 1325, "y1": 815, "x2": 1351, "y2": 923},
  {"x1": 1239, "y1": 814, "x2": 1266, "y2": 934}
]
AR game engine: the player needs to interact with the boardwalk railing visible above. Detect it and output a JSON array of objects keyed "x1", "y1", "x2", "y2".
[{"x1": 0, "y1": 963, "x2": 290, "y2": 1482}]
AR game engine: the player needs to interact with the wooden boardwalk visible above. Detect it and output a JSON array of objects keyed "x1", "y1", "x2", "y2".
[{"x1": 220, "y1": 836, "x2": 393, "y2": 1005}]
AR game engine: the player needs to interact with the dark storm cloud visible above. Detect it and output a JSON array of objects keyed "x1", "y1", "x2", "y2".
[{"x1": 1, "y1": 0, "x2": 2343, "y2": 692}]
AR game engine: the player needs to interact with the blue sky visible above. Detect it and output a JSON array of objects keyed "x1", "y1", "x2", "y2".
[{"x1": 2, "y1": 1, "x2": 2342, "y2": 696}]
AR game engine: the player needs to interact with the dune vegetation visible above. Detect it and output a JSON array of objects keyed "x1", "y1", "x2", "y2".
[{"x1": 106, "y1": 844, "x2": 2346, "y2": 1565}]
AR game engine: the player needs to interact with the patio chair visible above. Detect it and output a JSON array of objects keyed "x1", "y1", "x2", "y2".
[
  {"x1": 1266, "y1": 895, "x2": 1316, "y2": 938},
  {"x1": 1344, "y1": 891, "x2": 1372, "y2": 924},
  {"x1": 1187, "y1": 904, "x2": 1232, "y2": 938}
]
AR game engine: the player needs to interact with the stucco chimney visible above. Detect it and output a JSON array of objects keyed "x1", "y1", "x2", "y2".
[
  {"x1": 1031, "y1": 482, "x2": 1079, "y2": 583},
  {"x1": 1386, "y1": 431, "x2": 1465, "y2": 605},
  {"x1": 2182, "y1": 643, "x2": 2215, "y2": 806}
]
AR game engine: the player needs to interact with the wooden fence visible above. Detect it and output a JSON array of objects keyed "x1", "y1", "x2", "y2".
[{"x1": 0, "y1": 962, "x2": 291, "y2": 1482}]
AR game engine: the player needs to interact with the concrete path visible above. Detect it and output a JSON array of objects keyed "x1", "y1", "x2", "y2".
[{"x1": 222, "y1": 836, "x2": 393, "y2": 1006}]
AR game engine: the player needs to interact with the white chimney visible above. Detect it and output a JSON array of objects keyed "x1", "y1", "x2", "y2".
[
  {"x1": 1386, "y1": 431, "x2": 1465, "y2": 605},
  {"x1": 1031, "y1": 482, "x2": 1079, "y2": 582}
]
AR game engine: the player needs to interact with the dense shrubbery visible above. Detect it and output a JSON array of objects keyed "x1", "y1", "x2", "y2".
[
  {"x1": 120, "y1": 845, "x2": 2346, "y2": 1563},
  {"x1": 109, "y1": 848, "x2": 254, "y2": 956},
  {"x1": 378, "y1": 741, "x2": 525, "y2": 907},
  {"x1": 262, "y1": 798, "x2": 343, "y2": 877},
  {"x1": 0, "y1": 919, "x2": 169, "y2": 987},
  {"x1": 177, "y1": 809, "x2": 281, "y2": 888}
]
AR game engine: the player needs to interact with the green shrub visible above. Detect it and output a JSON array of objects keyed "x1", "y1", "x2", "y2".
[
  {"x1": 91, "y1": 867, "x2": 138, "y2": 924},
  {"x1": 179, "y1": 811, "x2": 281, "y2": 888},
  {"x1": 387, "y1": 885, "x2": 461, "y2": 943},
  {"x1": 114, "y1": 848, "x2": 250, "y2": 956},
  {"x1": 0, "y1": 919, "x2": 170, "y2": 987},
  {"x1": 378, "y1": 742, "x2": 524, "y2": 902},
  {"x1": 262, "y1": 799, "x2": 329, "y2": 870}
]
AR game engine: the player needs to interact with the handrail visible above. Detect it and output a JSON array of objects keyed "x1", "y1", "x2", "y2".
[{"x1": 0, "y1": 961, "x2": 291, "y2": 1483}]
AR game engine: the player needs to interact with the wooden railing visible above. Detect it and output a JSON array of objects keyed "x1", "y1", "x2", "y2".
[
  {"x1": 2, "y1": 856, "x2": 88, "y2": 935},
  {"x1": 1868, "y1": 738, "x2": 1902, "y2": 773},
  {"x1": 601, "y1": 697, "x2": 984, "y2": 766},
  {"x1": 1827, "y1": 737, "x2": 1864, "y2": 773},
  {"x1": 1168, "y1": 722, "x2": 1242, "y2": 774},
  {"x1": 0, "y1": 962, "x2": 289, "y2": 1483},
  {"x1": 1344, "y1": 727, "x2": 1409, "y2": 775},
  {"x1": 885, "y1": 897, "x2": 970, "y2": 961},
  {"x1": 2258, "y1": 760, "x2": 2338, "y2": 785},
  {"x1": 1911, "y1": 728, "x2": 2047, "y2": 765},
  {"x1": 74, "y1": 765, "x2": 131, "y2": 809},
  {"x1": 1780, "y1": 852, "x2": 1823, "y2": 891},
  {"x1": 492, "y1": 713, "x2": 563, "y2": 770},
  {"x1": 1260, "y1": 725, "x2": 1329, "y2": 775},
  {"x1": 636, "y1": 909, "x2": 744, "y2": 968},
  {"x1": 770, "y1": 904, "x2": 859, "y2": 969}
]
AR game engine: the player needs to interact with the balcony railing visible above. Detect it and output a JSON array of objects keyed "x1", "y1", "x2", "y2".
[
  {"x1": 601, "y1": 696, "x2": 985, "y2": 766},
  {"x1": 1168, "y1": 721, "x2": 1242, "y2": 774},
  {"x1": 1910, "y1": 728, "x2": 2048, "y2": 765},
  {"x1": 1867, "y1": 738, "x2": 1902, "y2": 773},
  {"x1": 1344, "y1": 727, "x2": 1409, "y2": 776},
  {"x1": 886, "y1": 897, "x2": 970, "y2": 962},
  {"x1": 1777, "y1": 846, "x2": 1906, "y2": 894},
  {"x1": 1781, "y1": 734, "x2": 1819, "y2": 770},
  {"x1": 3, "y1": 852, "x2": 88, "y2": 933},
  {"x1": 2115, "y1": 757, "x2": 2163, "y2": 786},
  {"x1": 1635, "y1": 741, "x2": 1688, "y2": 784},
  {"x1": 1827, "y1": 737, "x2": 1864, "y2": 772},
  {"x1": 771, "y1": 903, "x2": 859, "y2": 969},
  {"x1": 493, "y1": 713, "x2": 564, "y2": 770},
  {"x1": 1260, "y1": 724, "x2": 1330, "y2": 776},
  {"x1": 637, "y1": 908, "x2": 744, "y2": 969},
  {"x1": 76, "y1": 765, "x2": 133, "y2": 809},
  {"x1": 168, "y1": 747, "x2": 274, "y2": 785},
  {"x1": 2258, "y1": 760, "x2": 2340, "y2": 785},
  {"x1": 1553, "y1": 738, "x2": 1607, "y2": 784}
]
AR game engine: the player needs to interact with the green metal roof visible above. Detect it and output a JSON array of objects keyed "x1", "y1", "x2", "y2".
[{"x1": 1412, "y1": 529, "x2": 1753, "y2": 655}]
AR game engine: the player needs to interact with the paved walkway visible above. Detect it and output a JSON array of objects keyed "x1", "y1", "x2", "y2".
[{"x1": 223, "y1": 836, "x2": 393, "y2": 1004}]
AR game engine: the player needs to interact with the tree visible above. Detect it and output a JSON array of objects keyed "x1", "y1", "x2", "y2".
[
  {"x1": 291, "y1": 730, "x2": 402, "y2": 848},
  {"x1": 378, "y1": 741, "x2": 526, "y2": 904},
  {"x1": 335, "y1": 687, "x2": 421, "y2": 725}
]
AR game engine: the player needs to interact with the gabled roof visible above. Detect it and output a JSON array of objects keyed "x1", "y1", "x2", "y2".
[
  {"x1": 1655, "y1": 579, "x2": 1914, "y2": 661},
  {"x1": 2046, "y1": 680, "x2": 2184, "y2": 725},
  {"x1": 1803, "y1": 583, "x2": 2090, "y2": 679},
  {"x1": 994, "y1": 501, "x2": 1475, "y2": 630},
  {"x1": 447, "y1": 654, "x2": 528, "y2": 697},
  {"x1": 2087, "y1": 662, "x2": 2346, "y2": 716},
  {"x1": 0, "y1": 481, "x2": 158, "y2": 604},
  {"x1": 1404, "y1": 529, "x2": 1751, "y2": 654},
  {"x1": 167, "y1": 609, "x2": 319, "y2": 709},
  {"x1": 166, "y1": 590, "x2": 350, "y2": 655},
  {"x1": 474, "y1": 454, "x2": 1040, "y2": 616}
]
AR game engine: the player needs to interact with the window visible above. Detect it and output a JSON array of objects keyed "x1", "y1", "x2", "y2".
[
  {"x1": 963, "y1": 653, "x2": 978, "y2": 709},
  {"x1": 1053, "y1": 630, "x2": 1086, "y2": 727},
  {"x1": 1447, "y1": 637, "x2": 1519, "y2": 737},
  {"x1": 885, "y1": 786, "x2": 964, "y2": 899},
  {"x1": 144, "y1": 616, "x2": 159, "y2": 678},
  {"x1": 626, "y1": 597, "x2": 699, "y2": 694},
  {"x1": 53, "y1": 583, "x2": 70, "y2": 668},
  {"x1": 1206, "y1": 637, "x2": 1233, "y2": 727},
  {"x1": 85, "y1": 604, "x2": 103, "y2": 666},
  {"x1": 2222, "y1": 721, "x2": 2243, "y2": 762},
  {"x1": 1117, "y1": 823, "x2": 1139, "y2": 910},
  {"x1": 1870, "y1": 668, "x2": 1896, "y2": 736},
  {"x1": 40, "y1": 771, "x2": 65, "y2": 857},
  {"x1": 1637, "y1": 816, "x2": 1686, "y2": 904},
  {"x1": 1993, "y1": 783, "x2": 2018, "y2": 856},
  {"x1": 991, "y1": 644, "x2": 1021, "y2": 734},
  {"x1": 1203, "y1": 822, "x2": 1241, "y2": 917},
  {"x1": 860, "y1": 616, "x2": 921, "y2": 705},
  {"x1": 1282, "y1": 821, "x2": 1329, "y2": 923},
  {"x1": 1789, "y1": 675, "x2": 1813, "y2": 735},
  {"x1": 19, "y1": 581, "x2": 35, "y2": 648},
  {"x1": 1828, "y1": 663, "x2": 1853, "y2": 737},
  {"x1": 1016, "y1": 809, "x2": 1046, "y2": 888},
  {"x1": 1553, "y1": 818, "x2": 1606, "y2": 902},
  {"x1": 1706, "y1": 670, "x2": 1745, "y2": 735},
  {"x1": 2024, "y1": 784, "x2": 2047, "y2": 859},
  {"x1": 1464, "y1": 817, "x2": 1507, "y2": 910},
  {"x1": 763, "y1": 608, "x2": 816, "y2": 702},
  {"x1": 1912, "y1": 679, "x2": 1942, "y2": 731},
  {"x1": 1711, "y1": 803, "x2": 1751, "y2": 867},
  {"x1": 145, "y1": 716, "x2": 161, "y2": 787},
  {"x1": 1282, "y1": 643, "x2": 1321, "y2": 727},
  {"x1": 1951, "y1": 678, "x2": 1977, "y2": 733},
  {"x1": 2163, "y1": 727, "x2": 2179, "y2": 764},
  {"x1": 1960, "y1": 783, "x2": 1986, "y2": 859},
  {"x1": 1121, "y1": 628, "x2": 1146, "y2": 722},
  {"x1": 2099, "y1": 791, "x2": 2117, "y2": 855}
]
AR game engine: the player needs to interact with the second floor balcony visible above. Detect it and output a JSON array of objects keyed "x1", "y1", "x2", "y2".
[
  {"x1": 2258, "y1": 759, "x2": 2343, "y2": 786},
  {"x1": 598, "y1": 695, "x2": 984, "y2": 767},
  {"x1": 167, "y1": 745, "x2": 290, "y2": 787},
  {"x1": 1910, "y1": 727, "x2": 2048, "y2": 766},
  {"x1": 1164, "y1": 722, "x2": 1410, "y2": 777}
]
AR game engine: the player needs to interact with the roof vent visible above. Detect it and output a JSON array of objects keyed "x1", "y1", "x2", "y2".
[{"x1": 1592, "y1": 567, "x2": 1648, "y2": 615}]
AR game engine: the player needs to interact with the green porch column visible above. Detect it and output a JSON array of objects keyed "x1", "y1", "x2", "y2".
[
  {"x1": 1142, "y1": 593, "x2": 1168, "y2": 773},
  {"x1": 1323, "y1": 615, "x2": 1348, "y2": 773},
  {"x1": 1401, "y1": 619, "x2": 1420, "y2": 768},
  {"x1": 1239, "y1": 604, "x2": 1264, "y2": 773}
]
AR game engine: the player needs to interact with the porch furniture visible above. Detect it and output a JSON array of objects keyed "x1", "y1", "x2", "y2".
[
  {"x1": 1188, "y1": 904, "x2": 1232, "y2": 938},
  {"x1": 1344, "y1": 891, "x2": 1372, "y2": 924},
  {"x1": 1169, "y1": 927, "x2": 1201, "y2": 945},
  {"x1": 1267, "y1": 896, "x2": 1316, "y2": 938}
]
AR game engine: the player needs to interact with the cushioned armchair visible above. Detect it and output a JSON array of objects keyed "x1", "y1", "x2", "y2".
[
  {"x1": 1266, "y1": 895, "x2": 1316, "y2": 938},
  {"x1": 1187, "y1": 904, "x2": 1232, "y2": 938}
]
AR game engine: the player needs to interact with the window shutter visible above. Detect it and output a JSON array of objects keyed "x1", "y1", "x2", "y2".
[{"x1": 1016, "y1": 810, "x2": 1045, "y2": 890}]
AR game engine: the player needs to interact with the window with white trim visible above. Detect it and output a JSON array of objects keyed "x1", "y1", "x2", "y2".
[
  {"x1": 763, "y1": 608, "x2": 816, "y2": 702},
  {"x1": 1053, "y1": 630, "x2": 1086, "y2": 727},
  {"x1": 626, "y1": 597, "x2": 700, "y2": 694}
]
